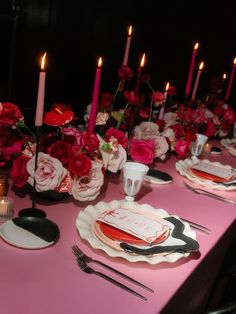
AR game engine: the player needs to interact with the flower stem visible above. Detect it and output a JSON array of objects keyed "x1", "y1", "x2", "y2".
[
  {"x1": 149, "y1": 100, "x2": 154, "y2": 122},
  {"x1": 116, "y1": 102, "x2": 129, "y2": 129}
]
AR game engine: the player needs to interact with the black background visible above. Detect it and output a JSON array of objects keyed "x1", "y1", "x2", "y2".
[{"x1": 1, "y1": 0, "x2": 236, "y2": 124}]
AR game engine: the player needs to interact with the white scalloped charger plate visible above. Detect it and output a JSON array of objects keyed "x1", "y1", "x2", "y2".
[
  {"x1": 76, "y1": 200, "x2": 197, "y2": 264},
  {"x1": 175, "y1": 157, "x2": 236, "y2": 190},
  {"x1": 221, "y1": 138, "x2": 236, "y2": 157}
]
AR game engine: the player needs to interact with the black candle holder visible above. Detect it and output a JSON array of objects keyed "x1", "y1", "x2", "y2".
[{"x1": 18, "y1": 126, "x2": 46, "y2": 218}]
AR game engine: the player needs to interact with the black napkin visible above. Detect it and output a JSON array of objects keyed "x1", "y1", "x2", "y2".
[
  {"x1": 146, "y1": 169, "x2": 173, "y2": 182},
  {"x1": 12, "y1": 217, "x2": 60, "y2": 243},
  {"x1": 120, "y1": 217, "x2": 199, "y2": 255}
]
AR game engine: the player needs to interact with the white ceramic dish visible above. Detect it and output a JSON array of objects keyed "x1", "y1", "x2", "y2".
[
  {"x1": 76, "y1": 200, "x2": 197, "y2": 265},
  {"x1": 221, "y1": 138, "x2": 236, "y2": 157},
  {"x1": 175, "y1": 157, "x2": 236, "y2": 190},
  {"x1": 0, "y1": 217, "x2": 60, "y2": 249}
]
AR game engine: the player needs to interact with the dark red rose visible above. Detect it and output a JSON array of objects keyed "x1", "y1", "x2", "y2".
[
  {"x1": 117, "y1": 66, "x2": 134, "y2": 80},
  {"x1": 68, "y1": 152, "x2": 92, "y2": 176},
  {"x1": 48, "y1": 141, "x2": 73, "y2": 165},
  {"x1": 10, "y1": 155, "x2": 30, "y2": 188},
  {"x1": 123, "y1": 90, "x2": 139, "y2": 105},
  {"x1": 80, "y1": 132, "x2": 99, "y2": 153},
  {"x1": 99, "y1": 93, "x2": 113, "y2": 111},
  {"x1": 0, "y1": 102, "x2": 24, "y2": 126}
]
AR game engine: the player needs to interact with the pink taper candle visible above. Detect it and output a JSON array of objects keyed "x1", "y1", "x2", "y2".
[
  {"x1": 225, "y1": 58, "x2": 236, "y2": 102},
  {"x1": 191, "y1": 61, "x2": 204, "y2": 101},
  {"x1": 35, "y1": 52, "x2": 47, "y2": 126},
  {"x1": 185, "y1": 43, "x2": 199, "y2": 97},
  {"x1": 134, "y1": 53, "x2": 145, "y2": 94},
  {"x1": 122, "y1": 25, "x2": 132, "y2": 66},
  {"x1": 158, "y1": 82, "x2": 169, "y2": 119},
  {"x1": 87, "y1": 57, "x2": 102, "y2": 134}
]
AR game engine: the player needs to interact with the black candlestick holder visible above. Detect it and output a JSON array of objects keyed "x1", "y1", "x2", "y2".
[{"x1": 18, "y1": 126, "x2": 46, "y2": 218}]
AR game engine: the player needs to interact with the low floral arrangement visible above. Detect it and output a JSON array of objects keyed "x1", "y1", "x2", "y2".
[
  {"x1": 0, "y1": 102, "x2": 127, "y2": 202},
  {"x1": 86, "y1": 66, "x2": 236, "y2": 161}
]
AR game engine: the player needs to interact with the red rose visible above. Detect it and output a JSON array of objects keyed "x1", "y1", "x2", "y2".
[
  {"x1": 80, "y1": 132, "x2": 99, "y2": 153},
  {"x1": 48, "y1": 141, "x2": 73, "y2": 165},
  {"x1": 10, "y1": 155, "x2": 30, "y2": 187},
  {"x1": 105, "y1": 127, "x2": 128, "y2": 148},
  {"x1": 129, "y1": 138, "x2": 154, "y2": 165},
  {"x1": 152, "y1": 92, "x2": 165, "y2": 103},
  {"x1": 0, "y1": 102, "x2": 24, "y2": 126},
  {"x1": 68, "y1": 152, "x2": 92, "y2": 176},
  {"x1": 123, "y1": 90, "x2": 139, "y2": 105}
]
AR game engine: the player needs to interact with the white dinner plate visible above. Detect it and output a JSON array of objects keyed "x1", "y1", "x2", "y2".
[
  {"x1": 175, "y1": 157, "x2": 236, "y2": 190},
  {"x1": 0, "y1": 217, "x2": 60, "y2": 249},
  {"x1": 76, "y1": 200, "x2": 198, "y2": 264}
]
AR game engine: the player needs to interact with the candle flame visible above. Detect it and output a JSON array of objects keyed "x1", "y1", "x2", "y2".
[
  {"x1": 128, "y1": 25, "x2": 132, "y2": 36},
  {"x1": 199, "y1": 61, "x2": 204, "y2": 70},
  {"x1": 140, "y1": 53, "x2": 145, "y2": 67},
  {"x1": 223, "y1": 73, "x2": 227, "y2": 80},
  {"x1": 98, "y1": 57, "x2": 102, "y2": 68},
  {"x1": 194, "y1": 43, "x2": 199, "y2": 50},
  {"x1": 234, "y1": 57, "x2": 236, "y2": 65},
  {"x1": 165, "y1": 82, "x2": 170, "y2": 91},
  {"x1": 41, "y1": 52, "x2": 47, "y2": 71}
]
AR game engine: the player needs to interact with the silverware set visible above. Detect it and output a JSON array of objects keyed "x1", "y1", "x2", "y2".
[
  {"x1": 184, "y1": 181, "x2": 235, "y2": 206},
  {"x1": 72, "y1": 245, "x2": 154, "y2": 301}
]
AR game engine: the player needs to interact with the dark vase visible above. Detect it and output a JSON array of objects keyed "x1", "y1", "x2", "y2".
[{"x1": 37, "y1": 190, "x2": 70, "y2": 201}]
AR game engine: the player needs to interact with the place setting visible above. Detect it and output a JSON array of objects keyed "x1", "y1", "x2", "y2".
[
  {"x1": 76, "y1": 161, "x2": 200, "y2": 265},
  {"x1": 175, "y1": 134, "x2": 236, "y2": 192}
]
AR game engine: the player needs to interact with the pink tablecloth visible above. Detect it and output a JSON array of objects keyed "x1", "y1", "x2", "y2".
[{"x1": 1, "y1": 141, "x2": 236, "y2": 314}]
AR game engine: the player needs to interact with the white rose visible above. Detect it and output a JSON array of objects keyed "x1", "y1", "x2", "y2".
[{"x1": 27, "y1": 152, "x2": 68, "y2": 192}]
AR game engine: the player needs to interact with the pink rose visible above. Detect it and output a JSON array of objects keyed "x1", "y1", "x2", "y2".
[
  {"x1": 10, "y1": 155, "x2": 30, "y2": 188},
  {"x1": 175, "y1": 139, "x2": 191, "y2": 158},
  {"x1": 0, "y1": 140, "x2": 23, "y2": 161},
  {"x1": 129, "y1": 138, "x2": 154, "y2": 164},
  {"x1": 70, "y1": 161, "x2": 104, "y2": 201}
]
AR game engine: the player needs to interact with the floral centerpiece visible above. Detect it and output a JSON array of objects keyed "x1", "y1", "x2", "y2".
[
  {"x1": 0, "y1": 102, "x2": 127, "y2": 202},
  {"x1": 87, "y1": 65, "x2": 236, "y2": 161}
]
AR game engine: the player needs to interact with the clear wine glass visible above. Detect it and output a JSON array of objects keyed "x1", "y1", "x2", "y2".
[
  {"x1": 191, "y1": 133, "x2": 208, "y2": 157},
  {"x1": 122, "y1": 161, "x2": 149, "y2": 202}
]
